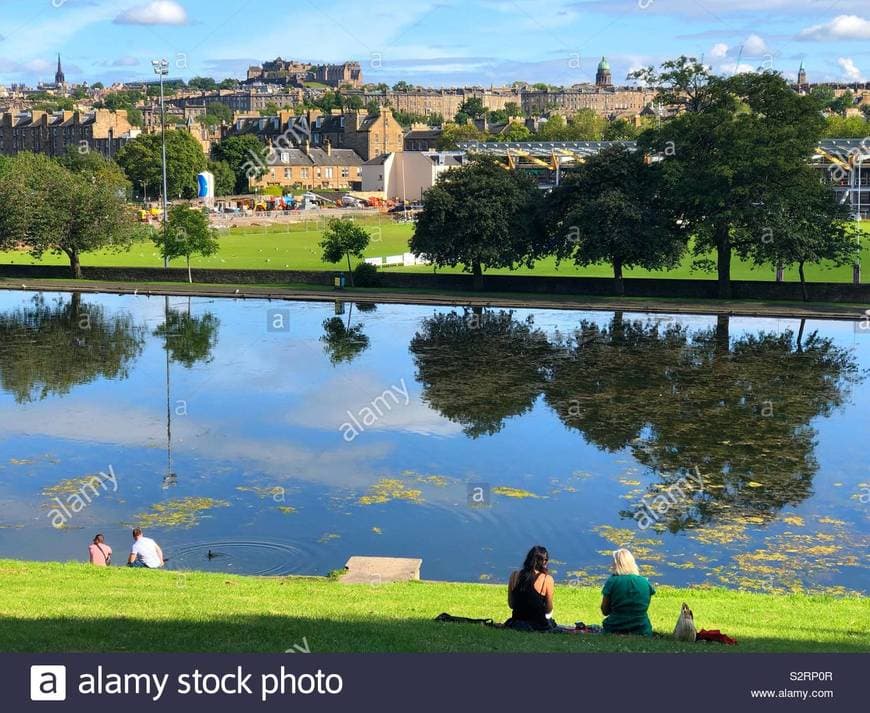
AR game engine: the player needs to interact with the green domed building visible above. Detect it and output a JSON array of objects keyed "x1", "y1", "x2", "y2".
[{"x1": 595, "y1": 56, "x2": 612, "y2": 87}]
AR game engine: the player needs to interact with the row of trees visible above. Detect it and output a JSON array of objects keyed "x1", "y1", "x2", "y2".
[
  {"x1": 413, "y1": 59, "x2": 863, "y2": 298},
  {"x1": 0, "y1": 149, "x2": 219, "y2": 279}
]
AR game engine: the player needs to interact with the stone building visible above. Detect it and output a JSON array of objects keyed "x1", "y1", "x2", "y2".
[
  {"x1": 310, "y1": 107, "x2": 404, "y2": 160},
  {"x1": 360, "y1": 88, "x2": 518, "y2": 120},
  {"x1": 0, "y1": 109, "x2": 137, "y2": 157},
  {"x1": 520, "y1": 86, "x2": 655, "y2": 118},
  {"x1": 249, "y1": 142, "x2": 363, "y2": 191},
  {"x1": 245, "y1": 58, "x2": 363, "y2": 88}
]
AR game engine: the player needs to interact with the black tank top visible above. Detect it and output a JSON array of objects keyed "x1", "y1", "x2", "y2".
[{"x1": 511, "y1": 573, "x2": 549, "y2": 630}]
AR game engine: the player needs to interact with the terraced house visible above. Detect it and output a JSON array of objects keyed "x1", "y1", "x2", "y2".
[
  {"x1": 0, "y1": 108, "x2": 138, "y2": 158},
  {"x1": 249, "y1": 141, "x2": 363, "y2": 191}
]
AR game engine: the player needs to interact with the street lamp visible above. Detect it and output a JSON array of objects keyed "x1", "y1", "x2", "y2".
[{"x1": 152, "y1": 58, "x2": 170, "y2": 269}]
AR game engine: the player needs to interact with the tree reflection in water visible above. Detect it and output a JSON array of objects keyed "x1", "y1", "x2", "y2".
[
  {"x1": 413, "y1": 309, "x2": 861, "y2": 530},
  {"x1": 0, "y1": 292, "x2": 145, "y2": 403}
]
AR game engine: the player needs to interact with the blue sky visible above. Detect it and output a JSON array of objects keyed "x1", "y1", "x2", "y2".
[{"x1": 1, "y1": 0, "x2": 869, "y2": 87}]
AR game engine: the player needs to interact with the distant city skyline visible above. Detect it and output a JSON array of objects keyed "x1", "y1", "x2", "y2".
[{"x1": 1, "y1": 0, "x2": 868, "y2": 87}]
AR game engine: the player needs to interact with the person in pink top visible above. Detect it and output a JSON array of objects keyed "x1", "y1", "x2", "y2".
[{"x1": 88, "y1": 533, "x2": 112, "y2": 566}]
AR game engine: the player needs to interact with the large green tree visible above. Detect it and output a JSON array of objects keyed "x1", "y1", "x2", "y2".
[
  {"x1": 739, "y1": 165, "x2": 861, "y2": 300},
  {"x1": 211, "y1": 134, "x2": 268, "y2": 194},
  {"x1": 637, "y1": 62, "x2": 827, "y2": 297},
  {"x1": 411, "y1": 155, "x2": 540, "y2": 289},
  {"x1": 543, "y1": 145, "x2": 688, "y2": 294},
  {"x1": 0, "y1": 152, "x2": 141, "y2": 278},
  {"x1": 116, "y1": 129, "x2": 208, "y2": 200}
]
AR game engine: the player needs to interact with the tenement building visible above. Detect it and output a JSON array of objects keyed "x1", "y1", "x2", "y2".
[{"x1": 0, "y1": 109, "x2": 137, "y2": 157}]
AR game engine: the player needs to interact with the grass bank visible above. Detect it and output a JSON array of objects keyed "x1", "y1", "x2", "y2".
[
  {"x1": 0, "y1": 218, "x2": 868, "y2": 282},
  {"x1": 0, "y1": 560, "x2": 866, "y2": 653}
]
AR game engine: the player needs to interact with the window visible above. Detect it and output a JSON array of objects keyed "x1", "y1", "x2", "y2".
[
  {"x1": 301, "y1": 167, "x2": 309, "y2": 178},
  {"x1": 281, "y1": 151, "x2": 289, "y2": 162},
  {"x1": 284, "y1": 168, "x2": 290, "y2": 178},
  {"x1": 341, "y1": 167, "x2": 349, "y2": 178}
]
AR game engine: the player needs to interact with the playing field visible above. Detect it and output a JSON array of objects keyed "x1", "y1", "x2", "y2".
[{"x1": 1, "y1": 216, "x2": 868, "y2": 282}]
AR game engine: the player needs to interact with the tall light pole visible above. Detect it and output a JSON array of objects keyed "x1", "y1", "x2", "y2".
[{"x1": 152, "y1": 58, "x2": 170, "y2": 269}]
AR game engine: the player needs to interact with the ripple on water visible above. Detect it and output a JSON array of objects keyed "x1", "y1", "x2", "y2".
[{"x1": 165, "y1": 539, "x2": 326, "y2": 576}]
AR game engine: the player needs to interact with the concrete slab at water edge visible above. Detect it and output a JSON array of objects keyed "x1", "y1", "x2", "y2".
[{"x1": 341, "y1": 556, "x2": 422, "y2": 584}]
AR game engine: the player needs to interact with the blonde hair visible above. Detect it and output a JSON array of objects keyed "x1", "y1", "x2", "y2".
[{"x1": 612, "y1": 548, "x2": 640, "y2": 576}]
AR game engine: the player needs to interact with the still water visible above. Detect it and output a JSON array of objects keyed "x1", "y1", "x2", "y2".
[{"x1": 0, "y1": 290, "x2": 867, "y2": 593}]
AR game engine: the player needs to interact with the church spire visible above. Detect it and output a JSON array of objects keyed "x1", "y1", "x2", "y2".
[{"x1": 55, "y1": 53, "x2": 65, "y2": 85}]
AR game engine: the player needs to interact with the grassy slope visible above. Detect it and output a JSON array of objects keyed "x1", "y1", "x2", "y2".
[
  {"x1": 1, "y1": 219, "x2": 868, "y2": 283},
  {"x1": 0, "y1": 560, "x2": 866, "y2": 653}
]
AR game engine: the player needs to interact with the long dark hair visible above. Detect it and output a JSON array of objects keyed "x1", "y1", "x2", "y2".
[{"x1": 516, "y1": 545, "x2": 549, "y2": 591}]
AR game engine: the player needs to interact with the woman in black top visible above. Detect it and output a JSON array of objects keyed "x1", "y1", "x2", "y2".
[{"x1": 506, "y1": 545, "x2": 555, "y2": 631}]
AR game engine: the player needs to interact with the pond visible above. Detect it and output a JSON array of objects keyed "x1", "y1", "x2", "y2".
[{"x1": 0, "y1": 289, "x2": 867, "y2": 594}]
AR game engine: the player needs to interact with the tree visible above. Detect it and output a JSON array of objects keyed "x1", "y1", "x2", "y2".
[
  {"x1": 188, "y1": 76, "x2": 218, "y2": 91},
  {"x1": 504, "y1": 102, "x2": 522, "y2": 118},
  {"x1": 741, "y1": 166, "x2": 861, "y2": 300},
  {"x1": 543, "y1": 145, "x2": 688, "y2": 294},
  {"x1": 0, "y1": 293, "x2": 145, "y2": 403},
  {"x1": 219, "y1": 78, "x2": 240, "y2": 90},
  {"x1": 568, "y1": 108, "x2": 605, "y2": 139},
  {"x1": 630, "y1": 55, "x2": 714, "y2": 113},
  {"x1": 116, "y1": 130, "x2": 208, "y2": 200},
  {"x1": 155, "y1": 205, "x2": 220, "y2": 282},
  {"x1": 487, "y1": 109, "x2": 508, "y2": 124},
  {"x1": 342, "y1": 94, "x2": 364, "y2": 111},
  {"x1": 208, "y1": 159, "x2": 235, "y2": 196},
  {"x1": 603, "y1": 118, "x2": 640, "y2": 140},
  {"x1": 436, "y1": 122, "x2": 485, "y2": 149},
  {"x1": 456, "y1": 97, "x2": 485, "y2": 123},
  {"x1": 501, "y1": 123, "x2": 532, "y2": 141},
  {"x1": 410, "y1": 155, "x2": 540, "y2": 290},
  {"x1": 639, "y1": 65, "x2": 826, "y2": 297},
  {"x1": 202, "y1": 102, "x2": 232, "y2": 127},
  {"x1": 211, "y1": 134, "x2": 267, "y2": 194},
  {"x1": 0, "y1": 153, "x2": 141, "y2": 278},
  {"x1": 319, "y1": 218, "x2": 371, "y2": 287},
  {"x1": 392, "y1": 81, "x2": 413, "y2": 92}
]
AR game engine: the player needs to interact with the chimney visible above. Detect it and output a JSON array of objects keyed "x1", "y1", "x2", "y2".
[
  {"x1": 304, "y1": 138, "x2": 310, "y2": 155},
  {"x1": 325, "y1": 138, "x2": 331, "y2": 156}
]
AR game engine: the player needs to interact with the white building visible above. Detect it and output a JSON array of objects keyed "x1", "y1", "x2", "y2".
[{"x1": 361, "y1": 151, "x2": 465, "y2": 201}]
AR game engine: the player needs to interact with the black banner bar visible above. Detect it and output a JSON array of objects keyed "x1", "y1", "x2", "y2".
[{"x1": 7, "y1": 653, "x2": 865, "y2": 711}]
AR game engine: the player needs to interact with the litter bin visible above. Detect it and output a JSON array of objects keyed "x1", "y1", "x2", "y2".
[{"x1": 334, "y1": 272, "x2": 346, "y2": 289}]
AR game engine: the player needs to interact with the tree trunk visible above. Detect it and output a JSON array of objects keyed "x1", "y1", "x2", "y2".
[
  {"x1": 346, "y1": 252, "x2": 354, "y2": 287},
  {"x1": 798, "y1": 261, "x2": 808, "y2": 302},
  {"x1": 715, "y1": 223, "x2": 731, "y2": 299},
  {"x1": 612, "y1": 257, "x2": 625, "y2": 296},
  {"x1": 796, "y1": 318, "x2": 806, "y2": 353},
  {"x1": 472, "y1": 260, "x2": 484, "y2": 291},
  {"x1": 187, "y1": 255, "x2": 192, "y2": 284},
  {"x1": 66, "y1": 250, "x2": 82, "y2": 279}
]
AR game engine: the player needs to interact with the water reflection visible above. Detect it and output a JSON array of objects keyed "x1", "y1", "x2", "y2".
[
  {"x1": 409, "y1": 309, "x2": 553, "y2": 437},
  {"x1": 0, "y1": 293, "x2": 144, "y2": 403},
  {"x1": 320, "y1": 302, "x2": 370, "y2": 366},
  {"x1": 0, "y1": 294, "x2": 865, "y2": 590}
]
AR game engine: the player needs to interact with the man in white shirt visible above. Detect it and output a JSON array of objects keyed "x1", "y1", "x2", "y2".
[{"x1": 127, "y1": 527, "x2": 165, "y2": 568}]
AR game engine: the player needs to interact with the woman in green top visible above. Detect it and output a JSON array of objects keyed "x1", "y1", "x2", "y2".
[{"x1": 600, "y1": 548, "x2": 655, "y2": 636}]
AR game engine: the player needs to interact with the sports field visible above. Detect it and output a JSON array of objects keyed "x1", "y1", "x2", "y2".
[{"x1": 0, "y1": 216, "x2": 867, "y2": 282}]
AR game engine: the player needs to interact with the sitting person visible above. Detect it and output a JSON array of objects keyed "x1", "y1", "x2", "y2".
[
  {"x1": 127, "y1": 527, "x2": 165, "y2": 568},
  {"x1": 88, "y1": 533, "x2": 112, "y2": 566},
  {"x1": 601, "y1": 548, "x2": 655, "y2": 636},
  {"x1": 505, "y1": 545, "x2": 555, "y2": 631}
]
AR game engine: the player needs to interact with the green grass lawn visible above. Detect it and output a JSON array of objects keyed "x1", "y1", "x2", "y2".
[
  {"x1": 0, "y1": 560, "x2": 866, "y2": 653},
  {"x1": 1, "y1": 217, "x2": 868, "y2": 283}
]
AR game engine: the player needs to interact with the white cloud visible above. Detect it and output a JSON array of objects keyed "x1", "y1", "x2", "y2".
[
  {"x1": 742, "y1": 34, "x2": 769, "y2": 56},
  {"x1": 798, "y1": 15, "x2": 870, "y2": 41},
  {"x1": 709, "y1": 43, "x2": 729, "y2": 60},
  {"x1": 837, "y1": 57, "x2": 864, "y2": 82},
  {"x1": 719, "y1": 62, "x2": 755, "y2": 75},
  {"x1": 115, "y1": 1, "x2": 188, "y2": 26}
]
